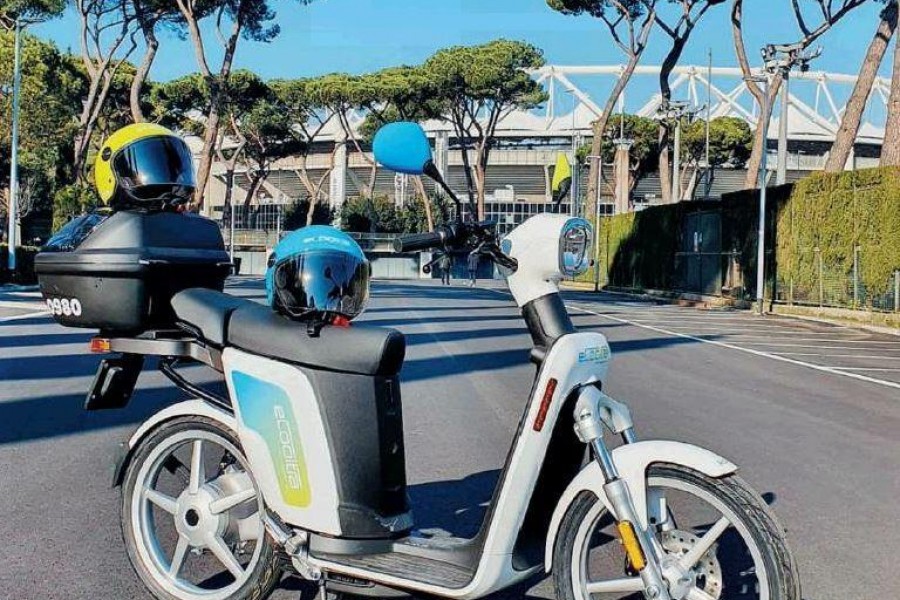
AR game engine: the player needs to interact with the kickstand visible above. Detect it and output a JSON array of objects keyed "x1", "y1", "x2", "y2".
[{"x1": 315, "y1": 581, "x2": 339, "y2": 600}]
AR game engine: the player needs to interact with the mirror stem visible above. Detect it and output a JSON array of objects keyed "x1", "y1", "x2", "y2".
[{"x1": 424, "y1": 161, "x2": 468, "y2": 223}]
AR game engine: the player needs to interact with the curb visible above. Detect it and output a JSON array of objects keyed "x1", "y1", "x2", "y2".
[{"x1": 768, "y1": 307, "x2": 900, "y2": 337}]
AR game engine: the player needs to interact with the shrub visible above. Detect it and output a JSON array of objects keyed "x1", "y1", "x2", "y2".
[{"x1": 282, "y1": 199, "x2": 335, "y2": 231}]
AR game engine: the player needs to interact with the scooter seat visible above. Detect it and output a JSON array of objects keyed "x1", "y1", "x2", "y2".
[
  {"x1": 171, "y1": 288, "x2": 247, "y2": 346},
  {"x1": 227, "y1": 301, "x2": 406, "y2": 377}
]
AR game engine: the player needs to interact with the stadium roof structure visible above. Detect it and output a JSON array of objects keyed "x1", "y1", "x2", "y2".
[{"x1": 194, "y1": 63, "x2": 890, "y2": 154}]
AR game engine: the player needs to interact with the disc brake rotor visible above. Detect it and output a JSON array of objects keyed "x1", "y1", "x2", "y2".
[{"x1": 661, "y1": 529, "x2": 723, "y2": 599}]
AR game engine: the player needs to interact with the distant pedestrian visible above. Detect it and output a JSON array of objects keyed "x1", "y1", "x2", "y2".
[
  {"x1": 438, "y1": 252, "x2": 452, "y2": 285},
  {"x1": 467, "y1": 251, "x2": 479, "y2": 286}
]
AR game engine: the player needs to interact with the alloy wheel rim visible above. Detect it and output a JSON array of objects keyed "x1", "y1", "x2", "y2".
[
  {"x1": 130, "y1": 429, "x2": 265, "y2": 600},
  {"x1": 571, "y1": 475, "x2": 770, "y2": 600}
]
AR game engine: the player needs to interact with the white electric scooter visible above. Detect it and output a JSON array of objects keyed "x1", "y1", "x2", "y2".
[{"x1": 94, "y1": 122, "x2": 799, "y2": 600}]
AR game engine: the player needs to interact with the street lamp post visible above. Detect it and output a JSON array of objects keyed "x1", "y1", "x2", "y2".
[
  {"x1": 762, "y1": 44, "x2": 821, "y2": 185},
  {"x1": 7, "y1": 17, "x2": 24, "y2": 272},
  {"x1": 586, "y1": 155, "x2": 603, "y2": 292},
  {"x1": 747, "y1": 73, "x2": 771, "y2": 315},
  {"x1": 654, "y1": 101, "x2": 693, "y2": 203},
  {"x1": 567, "y1": 89, "x2": 579, "y2": 217}
]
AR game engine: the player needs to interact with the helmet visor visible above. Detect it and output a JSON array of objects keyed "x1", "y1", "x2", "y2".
[
  {"x1": 113, "y1": 136, "x2": 196, "y2": 201},
  {"x1": 273, "y1": 251, "x2": 370, "y2": 320}
]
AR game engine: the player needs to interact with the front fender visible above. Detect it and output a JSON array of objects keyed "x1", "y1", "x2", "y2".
[
  {"x1": 543, "y1": 440, "x2": 737, "y2": 572},
  {"x1": 112, "y1": 400, "x2": 235, "y2": 487}
]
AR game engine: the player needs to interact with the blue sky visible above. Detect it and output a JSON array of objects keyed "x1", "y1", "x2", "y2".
[{"x1": 33, "y1": 0, "x2": 889, "y2": 113}]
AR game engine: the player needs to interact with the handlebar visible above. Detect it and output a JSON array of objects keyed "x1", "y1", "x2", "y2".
[
  {"x1": 392, "y1": 225, "x2": 457, "y2": 253},
  {"x1": 393, "y1": 221, "x2": 518, "y2": 272}
]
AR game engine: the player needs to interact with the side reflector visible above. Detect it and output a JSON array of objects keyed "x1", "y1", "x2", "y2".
[
  {"x1": 90, "y1": 338, "x2": 111, "y2": 353},
  {"x1": 533, "y1": 378, "x2": 558, "y2": 432},
  {"x1": 616, "y1": 520, "x2": 647, "y2": 572}
]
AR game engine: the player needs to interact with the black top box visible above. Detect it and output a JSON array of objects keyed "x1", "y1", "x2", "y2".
[{"x1": 35, "y1": 210, "x2": 231, "y2": 333}]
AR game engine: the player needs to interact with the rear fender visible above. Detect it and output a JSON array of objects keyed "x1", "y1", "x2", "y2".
[
  {"x1": 543, "y1": 440, "x2": 737, "y2": 572},
  {"x1": 112, "y1": 399, "x2": 235, "y2": 487}
]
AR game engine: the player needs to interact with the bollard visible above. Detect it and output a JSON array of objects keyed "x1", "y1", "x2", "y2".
[
  {"x1": 895, "y1": 270, "x2": 899, "y2": 313},
  {"x1": 815, "y1": 247, "x2": 823, "y2": 307}
]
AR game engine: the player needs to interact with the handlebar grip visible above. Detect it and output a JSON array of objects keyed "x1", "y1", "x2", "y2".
[{"x1": 393, "y1": 227, "x2": 452, "y2": 253}]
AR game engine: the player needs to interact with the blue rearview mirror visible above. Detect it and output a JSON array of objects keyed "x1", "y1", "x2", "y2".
[{"x1": 373, "y1": 122, "x2": 433, "y2": 175}]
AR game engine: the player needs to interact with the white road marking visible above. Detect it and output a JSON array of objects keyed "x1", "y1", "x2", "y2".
[
  {"x1": 730, "y1": 342, "x2": 900, "y2": 351},
  {"x1": 622, "y1": 323, "x2": 873, "y2": 337},
  {"x1": 774, "y1": 352, "x2": 900, "y2": 360},
  {"x1": 679, "y1": 335, "x2": 900, "y2": 345},
  {"x1": 481, "y1": 287, "x2": 900, "y2": 390},
  {"x1": 830, "y1": 367, "x2": 900, "y2": 373},
  {"x1": 0, "y1": 310, "x2": 49, "y2": 323},
  {"x1": 568, "y1": 302, "x2": 900, "y2": 391},
  {"x1": 0, "y1": 301, "x2": 45, "y2": 311}
]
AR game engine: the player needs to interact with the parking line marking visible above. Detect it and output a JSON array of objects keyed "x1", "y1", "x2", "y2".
[
  {"x1": 773, "y1": 352, "x2": 900, "y2": 360},
  {"x1": 830, "y1": 367, "x2": 900, "y2": 373},
  {"x1": 672, "y1": 335, "x2": 900, "y2": 345},
  {"x1": 729, "y1": 342, "x2": 900, "y2": 350},
  {"x1": 623, "y1": 324, "x2": 873, "y2": 337},
  {"x1": 568, "y1": 302, "x2": 900, "y2": 391}
]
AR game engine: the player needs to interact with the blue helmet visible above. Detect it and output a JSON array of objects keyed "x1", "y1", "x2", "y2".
[{"x1": 265, "y1": 226, "x2": 370, "y2": 321}]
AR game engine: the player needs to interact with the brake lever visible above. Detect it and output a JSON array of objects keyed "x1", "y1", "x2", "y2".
[{"x1": 479, "y1": 241, "x2": 518, "y2": 272}]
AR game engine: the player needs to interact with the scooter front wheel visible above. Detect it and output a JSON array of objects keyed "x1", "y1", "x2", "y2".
[
  {"x1": 121, "y1": 416, "x2": 281, "y2": 600},
  {"x1": 553, "y1": 464, "x2": 800, "y2": 600}
]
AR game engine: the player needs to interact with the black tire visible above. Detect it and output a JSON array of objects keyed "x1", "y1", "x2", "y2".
[
  {"x1": 553, "y1": 464, "x2": 801, "y2": 600},
  {"x1": 121, "y1": 416, "x2": 282, "y2": 600}
]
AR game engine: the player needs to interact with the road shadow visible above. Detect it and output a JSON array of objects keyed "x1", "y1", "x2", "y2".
[
  {"x1": 0, "y1": 331, "x2": 92, "y2": 349},
  {"x1": 408, "y1": 469, "x2": 500, "y2": 538}
]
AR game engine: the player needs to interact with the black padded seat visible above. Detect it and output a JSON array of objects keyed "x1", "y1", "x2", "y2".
[
  {"x1": 227, "y1": 301, "x2": 406, "y2": 377},
  {"x1": 171, "y1": 288, "x2": 248, "y2": 346}
]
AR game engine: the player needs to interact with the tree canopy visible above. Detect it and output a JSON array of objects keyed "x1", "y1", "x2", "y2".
[{"x1": 424, "y1": 39, "x2": 547, "y2": 218}]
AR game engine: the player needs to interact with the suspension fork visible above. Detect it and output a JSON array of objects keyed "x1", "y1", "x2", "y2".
[{"x1": 572, "y1": 385, "x2": 672, "y2": 600}]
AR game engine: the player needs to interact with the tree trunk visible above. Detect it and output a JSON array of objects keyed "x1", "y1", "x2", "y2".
[
  {"x1": 130, "y1": 29, "x2": 158, "y2": 123},
  {"x1": 732, "y1": 0, "x2": 784, "y2": 189},
  {"x1": 585, "y1": 57, "x2": 641, "y2": 220},
  {"x1": 413, "y1": 176, "x2": 433, "y2": 231},
  {"x1": 743, "y1": 77, "x2": 783, "y2": 188},
  {"x1": 221, "y1": 168, "x2": 235, "y2": 226},
  {"x1": 242, "y1": 172, "x2": 263, "y2": 208},
  {"x1": 825, "y1": 3, "x2": 897, "y2": 172},
  {"x1": 658, "y1": 125, "x2": 672, "y2": 203},
  {"x1": 193, "y1": 108, "x2": 220, "y2": 210},
  {"x1": 883, "y1": 2, "x2": 900, "y2": 166}
]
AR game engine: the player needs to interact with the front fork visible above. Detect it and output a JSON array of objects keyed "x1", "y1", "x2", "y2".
[{"x1": 572, "y1": 385, "x2": 674, "y2": 600}]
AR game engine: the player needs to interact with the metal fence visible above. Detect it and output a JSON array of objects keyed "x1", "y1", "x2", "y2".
[{"x1": 775, "y1": 248, "x2": 900, "y2": 313}]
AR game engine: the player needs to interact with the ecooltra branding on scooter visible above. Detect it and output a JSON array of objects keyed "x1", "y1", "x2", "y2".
[{"x1": 42, "y1": 121, "x2": 800, "y2": 600}]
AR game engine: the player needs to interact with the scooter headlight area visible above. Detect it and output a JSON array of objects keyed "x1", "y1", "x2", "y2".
[
  {"x1": 559, "y1": 218, "x2": 593, "y2": 278},
  {"x1": 58, "y1": 120, "x2": 799, "y2": 600}
]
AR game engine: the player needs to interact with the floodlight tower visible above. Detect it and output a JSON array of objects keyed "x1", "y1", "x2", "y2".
[{"x1": 762, "y1": 44, "x2": 822, "y2": 185}]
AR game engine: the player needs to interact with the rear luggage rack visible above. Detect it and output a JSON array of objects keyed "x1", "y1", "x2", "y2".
[
  {"x1": 93, "y1": 329, "x2": 223, "y2": 371},
  {"x1": 87, "y1": 330, "x2": 231, "y2": 412}
]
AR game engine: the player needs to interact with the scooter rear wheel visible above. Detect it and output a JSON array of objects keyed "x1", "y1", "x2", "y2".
[
  {"x1": 553, "y1": 464, "x2": 800, "y2": 600},
  {"x1": 121, "y1": 416, "x2": 281, "y2": 600}
]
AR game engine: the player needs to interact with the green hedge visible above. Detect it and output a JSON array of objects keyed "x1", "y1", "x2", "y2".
[
  {"x1": 0, "y1": 244, "x2": 40, "y2": 284},
  {"x1": 776, "y1": 167, "x2": 900, "y2": 305},
  {"x1": 595, "y1": 184, "x2": 790, "y2": 296},
  {"x1": 597, "y1": 205, "x2": 684, "y2": 290},
  {"x1": 596, "y1": 167, "x2": 900, "y2": 307}
]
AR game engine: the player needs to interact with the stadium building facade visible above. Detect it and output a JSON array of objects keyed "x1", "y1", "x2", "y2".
[{"x1": 200, "y1": 64, "x2": 889, "y2": 240}]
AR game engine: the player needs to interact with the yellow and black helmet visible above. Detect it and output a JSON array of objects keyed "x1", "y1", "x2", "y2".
[{"x1": 94, "y1": 123, "x2": 196, "y2": 208}]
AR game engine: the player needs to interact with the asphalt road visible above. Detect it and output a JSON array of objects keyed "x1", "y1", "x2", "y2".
[{"x1": 1, "y1": 278, "x2": 898, "y2": 600}]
